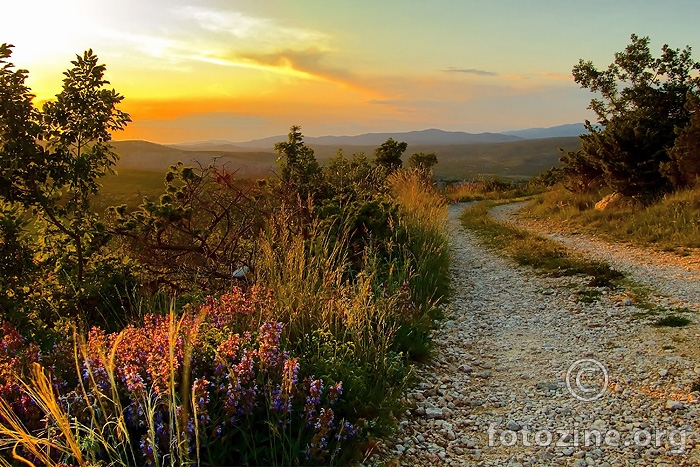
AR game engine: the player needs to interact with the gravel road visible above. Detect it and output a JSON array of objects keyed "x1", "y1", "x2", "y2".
[
  {"x1": 490, "y1": 201, "x2": 700, "y2": 311},
  {"x1": 373, "y1": 203, "x2": 700, "y2": 466}
]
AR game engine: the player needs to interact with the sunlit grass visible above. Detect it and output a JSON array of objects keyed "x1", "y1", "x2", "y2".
[
  {"x1": 444, "y1": 176, "x2": 541, "y2": 203},
  {"x1": 525, "y1": 185, "x2": 700, "y2": 251},
  {"x1": 460, "y1": 200, "x2": 624, "y2": 286}
]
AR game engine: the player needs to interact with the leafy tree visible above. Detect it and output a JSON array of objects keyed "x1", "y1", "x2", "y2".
[
  {"x1": 665, "y1": 96, "x2": 700, "y2": 188},
  {"x1": 274, "y1": 125, "x2": 321, "y2": 198},
  {"x1": 0, "y1": 44, "x2": 132, "y2": 334},
  {"x1": 374, "y1": 138, "x2": 407, "y2": 172},
  {"x1": 572, "y1": 34, "x2": 700, "y2": 201},
  {"x1": 0, "y1": 44, "x2": 42, "y2": 332},
  {"x1": 323, "y1": 149, "x2": 378, "y2": 202},
  {"x1": 407, "y1": 152, "x2": 438, "y2": 171}
]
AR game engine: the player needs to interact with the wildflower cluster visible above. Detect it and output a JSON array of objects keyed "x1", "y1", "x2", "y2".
[
  {"x1": 0, "y1": 322, "x2": 42, "y2": 430},
  {"x1": 0, "y1": 287, "x2": 359, "y2": 465},
  {"x1": 202, "y1": 285, "x2": 274, "y2": 329}
]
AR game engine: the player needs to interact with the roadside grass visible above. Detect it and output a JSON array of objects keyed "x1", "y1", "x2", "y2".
[
  {"x1": 576, "y1": 288, "x2": 603, "y2": 303},
  {"x1": 653, "y1": 315, "x2": 693, "y2": 327},
  {"x1": 525, "y1": 185, "x2": 700, "y2": 252},
  {"x1": 459, "y1": 201, "x2": 624, "y2": 288},
  {"x1": 461, "y1": 200, "x2": 698, "y2": 330},
  {"x1": 252, "y1": 171, "x2": 451, "y2": 439},
  {"x1": 444, "y1": 177, "x2": 541, "y2": 203}
]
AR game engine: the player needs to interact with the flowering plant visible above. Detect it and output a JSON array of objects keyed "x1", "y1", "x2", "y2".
[{"x1": 0, "y1": 287, "x2": 358, "y2": 466}]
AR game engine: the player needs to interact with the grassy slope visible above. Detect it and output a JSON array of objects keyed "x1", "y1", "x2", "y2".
[
  {"x1": 94, "y1": 168, "x2": 166, "y2": 212},
  {"x1": 525, "y1": 186, "x2": 700, "y2": 252}
]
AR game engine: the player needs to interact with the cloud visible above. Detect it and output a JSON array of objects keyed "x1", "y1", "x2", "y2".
[
  {"x1": 369, "y1": 99, "x2": 404, "y2": 105},
  {"x1": 442, "y1": 67, "x2": 498, "y2": 76},
  {"x1": 538, "y1": 71, "x2": 573, "y2": 81},
  {"x1": 238, "y1": 48, "x2": 368, "y2": 91},
  {"x1": 174, "y1": 6, "x2": 329, "y2": 50}
]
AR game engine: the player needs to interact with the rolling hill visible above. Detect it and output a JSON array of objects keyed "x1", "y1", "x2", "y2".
[
  {"x1": 111, "y1": 140, "x2": 277, "y2": 175},
  {"x1": 111, "y1": 134, "x2": 581, "y2": 181}
]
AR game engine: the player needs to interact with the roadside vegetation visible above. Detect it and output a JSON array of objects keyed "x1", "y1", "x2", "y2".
[
  {"x1": 0, "y1": 45, "x2": 449, "y2": 466},
  {"x1": 459, "y1": 201, "x2": 624, "y2": 288},
  {"x1": 524, "y1": 34, "x2": 700, "y2": 253},
  {"x1": 524, "y1": 185, "x2": 700, "y2": 252},
  {"x1": 444, "y1": 176, "x2": 540, "y2": 203}
]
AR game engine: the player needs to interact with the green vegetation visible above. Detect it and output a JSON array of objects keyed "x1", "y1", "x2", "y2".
[
  {"x1": 550, "y1": 34, "x2": 700, "y2": 206},
  {"x1": 0, "y1": 46, "x2": 451, "y2": 465},
  {"x1": 654, "y1": 315, "x2": 693, "y2": 327},
  {"x1": 1, "y1": 44, "x2": 134, "y2": 339},
  {"x1": 444, "y1": 176, "x2": 541, "y2": 203},
  {"x1": 374, "y1": 137, "x2": 408, "y2": 173},
  {"x1": 525, "y1": 185, "x2": 700, "y2": 251},
  {"x1": 459, "y1": 201, "x2": 624, "y2": 287}
]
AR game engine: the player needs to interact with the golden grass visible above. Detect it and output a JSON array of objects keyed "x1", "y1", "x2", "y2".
[{"x1": 525, "y1": 185, "x2": 700, "y2": 251}]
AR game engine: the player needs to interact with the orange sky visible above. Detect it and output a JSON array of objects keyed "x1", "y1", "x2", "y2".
[{"x1": 6, "y1": 0, "x2": 700, "y2": 143}]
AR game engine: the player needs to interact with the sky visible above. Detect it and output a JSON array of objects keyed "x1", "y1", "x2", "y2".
[{"x1": 5, "y1": 0, "x2": 700, "y2": 143}]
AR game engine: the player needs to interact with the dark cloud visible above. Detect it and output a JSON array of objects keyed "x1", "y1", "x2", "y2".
[{"x1": 443, "y1": 67, "x2": 498, "y2": 76}]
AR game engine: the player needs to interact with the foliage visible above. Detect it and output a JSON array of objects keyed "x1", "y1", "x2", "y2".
[
  {"x1": 571, "y1": 34, "x2": 700, "y2": 202},
  {"x1": 557, "y1": 149, "x2": 603, "y2": 193},
  {"x1": 0, "y1": 295, "x2": 359, "y2": 466},
  {"x1": 0, "y1": 44, "x2": 134, "y2": 337},
  {"x1": 275, "y1": 126, "x2": 322, "y2": 199},
  {"x1": 109, "y1": 163, "x2": 267, "y2": 294},
  {"x1": 373, "y1": 138, "x2": 407, "y2": 173},
  {"x1": 322, "y1": 149, "x2": 381, "y2": 204},
  {"x1": 665, "y1": 96, "x2": 700, "y2": 188},
  {"x1": 407, "y1": 152, "x2": 437, "y2": 172}
]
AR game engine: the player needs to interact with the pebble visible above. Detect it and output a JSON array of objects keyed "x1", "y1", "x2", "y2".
[{"x1": 506, "y1": 420, "x2": 522, "y2": 431}]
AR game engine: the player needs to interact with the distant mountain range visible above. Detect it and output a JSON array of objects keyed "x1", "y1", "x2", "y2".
[
  {"x1": 501, "y1": 123, "x2": 587, "y2": 139},
  {"x1": 168, "y1": 123, "x2": 587, "y2": 151}
]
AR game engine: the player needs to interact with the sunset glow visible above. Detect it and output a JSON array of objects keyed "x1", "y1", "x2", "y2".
[{"x1": 6, "y1": 0, "x2": 700, "y2": 142}]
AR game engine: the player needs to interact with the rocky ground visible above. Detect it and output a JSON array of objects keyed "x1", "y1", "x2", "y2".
[{"x1": 370, "y1": 203, "x2": 700, "y2": 466}]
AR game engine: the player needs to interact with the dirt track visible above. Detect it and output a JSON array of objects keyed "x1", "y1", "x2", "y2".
[{"x1": 373, "y1": 203, "x2": 700, "y2": 467}]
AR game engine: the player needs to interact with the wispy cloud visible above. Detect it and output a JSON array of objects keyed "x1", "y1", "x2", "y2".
[
  {"x1": 238, "y1": 48, "x2": 361, "y2": 87},
  {"x1": 100, "y1": 6, "x2": 372, "y2": 89},
  {"x1": 538, "y1": 71, "x2": 573, "y2": 81},
  {"x1": 369, "y1": 99, "x2": 404, "y2": 105},
  {"x1": 174, "y1": 6, "x2": 329, "y2": 50},
  {"x1": 443, "y1": 67, "x2": 498, "y2": 76}
]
